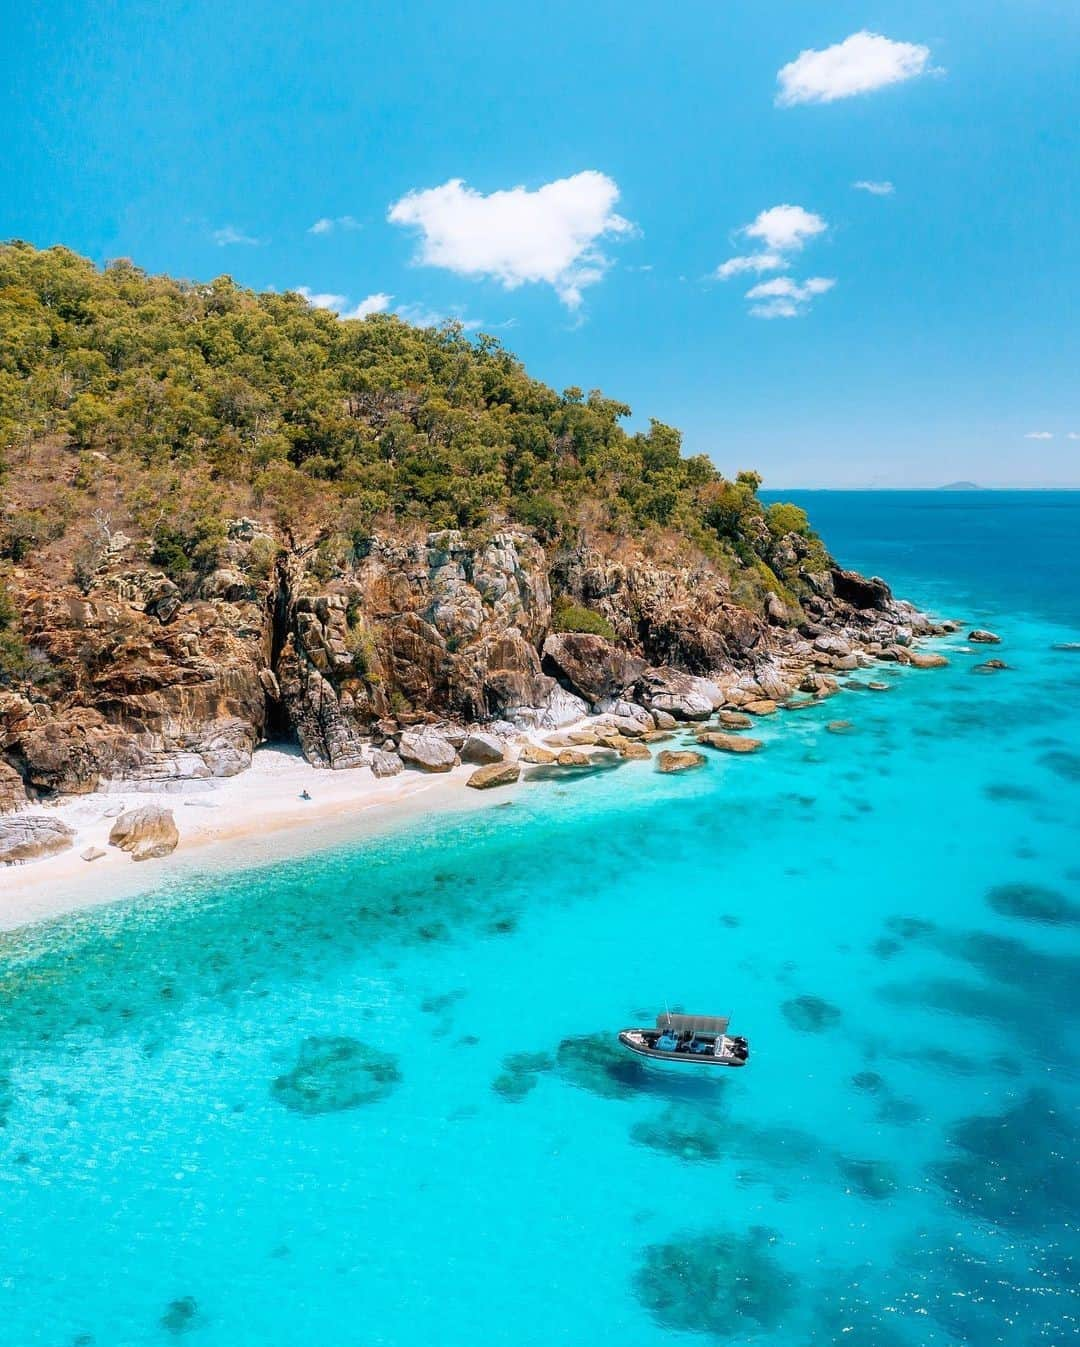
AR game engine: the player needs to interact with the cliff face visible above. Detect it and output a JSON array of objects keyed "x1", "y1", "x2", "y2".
[{"x1": 0, "y1": 516, "x2": 941, "y2": 804}]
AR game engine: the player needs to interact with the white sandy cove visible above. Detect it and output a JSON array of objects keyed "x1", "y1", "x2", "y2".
[{"x1": 0, "y1": 746, "x2": 512, "y2": 932}]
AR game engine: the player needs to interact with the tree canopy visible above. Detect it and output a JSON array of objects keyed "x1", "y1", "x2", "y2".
[{"x1": 0, "y1": 242, "x2": 823, "y2": 587}]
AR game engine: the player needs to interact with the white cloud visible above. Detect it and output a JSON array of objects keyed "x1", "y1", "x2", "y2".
[
  {"x1": 295, "y1": 285, "x2": 348, "y2": 310},
  {"x1": 777, "y1": 31, "x2": 934, "y2": 107},
  {"x1": 1068, "y1": 432, "x2": 1080, "y2": 441},
  {"x1": 308, "y1": 215, "x2": 361, "y2": 235},
  {"x1": 853, "y1": 180, "x2": 895, "y2": 196},
  {"x1": 1025, "y1": 431, "x2": 1054, "y2": 440},
  {"x1": 714, "y1": 205, "x2": 830, "y2": 313},
  {"x1": 212, "y1": 225, "x2": 263, "y2": 247},
  {"x1": 395, "y1": 302, "x2": 482, "y2": 331},
  {"x1": 746, "y1": 275, "x2": 835, "y2": 319},
  {"x1": 744, "y1": 204, "x2": 827, "y2": 252},
  {"x1": 714, "y1": 252, "x2": 788, "y2": 281},
  {"x1": 343, "y1": 292, "x2": 393, "y2": 320},
  {"x1": 387, "y1": 171, "x2": 634, "y2": 308},
  {"x1": 294, "y1": 287, "x2": 393, "y2": 321}
]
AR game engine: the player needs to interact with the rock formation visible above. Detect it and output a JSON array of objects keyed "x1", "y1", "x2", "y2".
[
  {"x1": 0, "y1": 515, "x2": 950, "y2": 819},
  {"x1": 0, "y1": 814, "x2": 76, "y2": 864},
  {"x1": 108, "y1": 806, "x2": 180, "y2": 861}
]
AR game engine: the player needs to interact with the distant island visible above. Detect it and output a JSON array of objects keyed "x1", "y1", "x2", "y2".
[{"x1": 937, "y1": 481, "x2": 983, "y2": 491}]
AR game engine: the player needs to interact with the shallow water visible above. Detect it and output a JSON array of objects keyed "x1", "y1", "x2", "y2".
[{"x1": 2, "y1": 491, "x2": 1078, "y2": 1346}]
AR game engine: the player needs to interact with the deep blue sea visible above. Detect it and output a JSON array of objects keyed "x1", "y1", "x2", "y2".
[{"x1": 2, "y1": 491, "x2": 1078, "y2": 1346}]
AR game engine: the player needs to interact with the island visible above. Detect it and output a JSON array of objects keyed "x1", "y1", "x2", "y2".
[{"x1": 0, "y1": 244, "x2": 952, "y2": 871}]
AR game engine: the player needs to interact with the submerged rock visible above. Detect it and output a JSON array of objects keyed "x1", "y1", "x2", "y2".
[
  {"x1": 1038, "y1": 750, "x2": 1080, "y2": 781},
  {"x1": 555, "y1": 1033, "x2": 645, "y2": 1099},
  {"x1": 656, "y1": 750, "x2": 706, "y2": 773},
  {"x1": 696, "y1": 732, "x2": 762, "y2": 754},
  {"x1": 837, "y1": 1155, "x2": 899, "y2": 1200},
  {"x1": 929, "y1": 1088, "x2": 1078, "y2": 1232},
  {"x1": 631, "y1": 1106, "x2": 726, "y2": 1162},
  {"x1": 781, "y1": 995, "x2": 842, "y2": 1033},
  {"x1": 985, "y1": 882, "x2": 1079, "y2": 926},
  {"x1": 271, "y1": 1036, "x2": 401, "y2": 1115},
  {"x1": 0, "y1": 814, "x2": 76, "y2": 864},
  {"x1": 160, "y1": 1296, "x2": 199, "y2": 1336},
  {"x1": 907, "y1": 650, "x2": 949, "y2": 669},
  {"x1": 108, "y1": 806, "x2": 179, "y2": 861},
  {"x1": 634, "y1": 1227, "x2": 796, "y2": 1338}
]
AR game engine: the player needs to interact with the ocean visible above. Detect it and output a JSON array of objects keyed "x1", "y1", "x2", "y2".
[{"x1": 1, "y1": 491, "x2": 1077, "y2": 1346}]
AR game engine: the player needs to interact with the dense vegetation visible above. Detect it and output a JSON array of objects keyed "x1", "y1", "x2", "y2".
[{"x1": 0, "y1": 242, "x2": 824, "y2": 597}]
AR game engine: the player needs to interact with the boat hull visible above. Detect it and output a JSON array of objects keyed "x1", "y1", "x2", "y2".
[{"x1": 618, "y1": 1030, "x2": 747, "y2": 1068}]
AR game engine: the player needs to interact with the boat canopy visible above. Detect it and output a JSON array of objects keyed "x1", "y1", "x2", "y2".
[{"x1": 656, "y1": 1013, "x2": 730, "y2": 1036}]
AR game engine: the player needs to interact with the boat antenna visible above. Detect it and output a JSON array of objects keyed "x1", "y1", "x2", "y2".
[{"x1": 663, "y1": 996, "x2": 671, "y2": 1028}]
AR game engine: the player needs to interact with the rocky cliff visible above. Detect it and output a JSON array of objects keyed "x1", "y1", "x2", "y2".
[{"x1": 0, "y1": 515, "x2": 946, "y2": 809}]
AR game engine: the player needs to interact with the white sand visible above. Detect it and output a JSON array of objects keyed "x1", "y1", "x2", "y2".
[{"x1": 0, "y1": 747, "x2": 503, "y2": 932}]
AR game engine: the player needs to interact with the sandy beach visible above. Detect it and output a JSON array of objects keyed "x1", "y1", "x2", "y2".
[{"x1": 0, "y1": 747, "x2": 506, "y2": 932}]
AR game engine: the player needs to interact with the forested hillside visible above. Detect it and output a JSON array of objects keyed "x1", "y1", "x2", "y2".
[{"x1": 0, "y1": 242, "x2": 820, "y2": 602}]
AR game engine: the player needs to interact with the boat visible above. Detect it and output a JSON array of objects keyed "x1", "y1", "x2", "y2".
[{"x1": 618, "y1": 1012, "x2": 748, "y2": 1067}]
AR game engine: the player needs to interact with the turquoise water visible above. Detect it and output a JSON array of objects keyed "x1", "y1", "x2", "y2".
[{"x1": 2, "y1": 491, "x2": 1078, "y2": 1346}]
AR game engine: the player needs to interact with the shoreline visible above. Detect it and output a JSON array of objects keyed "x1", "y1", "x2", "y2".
[
  {"x1": 1, "y1": 630, "x2": 968, "y2": 934},
  {"x1": 0, "y1": 746, "x2": 504, "y2": 933}
]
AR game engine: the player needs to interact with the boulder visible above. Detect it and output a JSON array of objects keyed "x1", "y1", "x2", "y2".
[
  {"x1": 541, "y1": 633, "x2": 647, "y2": 705},
  {"x1": 831, "y1": 569, "x2": 893, "y2": 611},
  {"x1": 968, "y1": 629, "x2": 1001, "y2": 644},
  {"x1": 638, "y1": 667, "x2": 716, "y2": 720},
  {"x1": 697, "y1": 732, "x2": 763, "y2": 754},
  {"x1": 370, "y1": 750, "x2": 404, "y2": 779},
  {"x1": 0, "y1": 814, "x2": 76, "y2": 864},
  {"x1": 656, "y1": 750, "x2": 706, "y2": 773},
  {"x1": 618, "y1": 741, "x2": 652, "y2": 761},
  {"x1": 743, "y1": 699, "x2": 778, "y2": 716},
  {"x1": 716, "y1": 710, "x2": 753, "y2": 730},
  {"x1": 567, "y1": 728, "x2": 599, "y2": 745},
  {"x1": 80, "y1": 846, "x2": 107, "y2": 862},
  {"x1": 652, "y1": 710, "x2": 677, "y2": 731},
  {"x1": 519, "y1": 743, "x2": 556, "y2": 765},
  {"x1": 867, "y1": 681, "x2": 890, "y2": 692},
  {"x1": 974, "y1": 659, "x2": 1009, "y2": 673},
  {"x1": 108, "y1": 806, "x2": 179, "y2": 861},
  {"x1": 556, "y1": 749, "x2": 592, "y2": 767},
  {"x1": 398, "y1": 728, "x2": 458, "y2": 772},
  {"x1": 908, "y1": 650, "x2": 949, "y2": 669},
  {"x1": 466, "y1": 761, "x2": 520, "y2": 790},
  {"x1": 0, "y1": 760, "x2": 27, "y2": 814},
  {"x1": 460, "y1": 732, "x2": 504, "y2": 765},
  {"x1": 595, "y1": 698, "x2": 654, "y2": 729}
]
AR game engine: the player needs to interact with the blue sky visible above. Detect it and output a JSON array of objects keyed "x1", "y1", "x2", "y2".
[{"x1": 3, "y1": 0, "x2": 1078, "y2": 486}]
